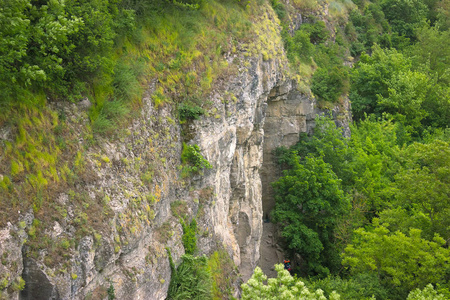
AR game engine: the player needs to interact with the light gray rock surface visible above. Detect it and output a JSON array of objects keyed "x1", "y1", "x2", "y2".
[{"x1": 0, "y1": 5, "x2": 351, "y2": 300}]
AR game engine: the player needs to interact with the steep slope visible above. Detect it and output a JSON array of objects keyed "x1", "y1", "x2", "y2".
[
  {"x1": 0, "y1": 1, "x2": 352, "y2": 299},
  {"x1": 0, "y1": 3, "x2": 290, "y2": 299}
]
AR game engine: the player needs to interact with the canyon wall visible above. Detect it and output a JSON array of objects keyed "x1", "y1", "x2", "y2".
[{"x1": 0, "y1": 4, "x2": 351, "y2": 300}]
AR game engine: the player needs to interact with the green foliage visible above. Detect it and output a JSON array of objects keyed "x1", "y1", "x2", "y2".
[
  {"x1": 304, "y1": 273, "x2": 388, "y2": 300},
  {"x1": 311, "y1": 66, "x2": 350, "y2": 102},
  {"x1": 408, "y1": 25, "x2": 450, "y2": 128},
  {"x1": 241, "y1": 264, "x2": 341, "y2": 300},
  {"x1": 377, "y1": 69, "x2": 430, "y2": 128},
  {"x1": 272, "y1": 154, "x2": 350, "y2": 276},
  {"x1": 270, "y1": 0, "x2": 286, "y2": 20},
  {"x1": 407, "y1": 284, "x2": 447, "y2": 300},
  {"x1": 342, "y1": 221, "x2": 450, "y2": 295},
  {"x1": 301, "y1": 21, "x2": 329, "y2": 44},
  {"x1": 276, "y1": 112, "x2": 450, "y2": 298},
  {"x1": 348, "y1": 116, "x2": 404, "y2": 212},
  {"x1": 350, "y1": 43, "x2": 449, "y2": 131},
  {"x1": 287, "y1": 115, "x2": 354, "y2": 187},
  {"x1": 0, "y1": 0, "x2": 81, "y2": 106},
  {"x1": 178, "y1": 102, "x2": 205, "y2": 121},
  {"x1": 288, "y1": 30, "x2": 315, "y2": 63},
  {"x1": 11, "y1": 276, "x2": 25, "y2": 291},
  {"x1": 350, "y1": 46, "x2": 411, "y2": 120},
  {"x1": 381, "y1": 0, "x2": 428, "y2": 39},
  {"x1": 347, "y1": 6, "x2": 393, "y2": 56},
  {"x1": 280, "y1": 15, "x2": 347, "y2": 97},
  {"x1": 181, "y1": 218, "x2": 197, "y2": 255},
  {"x1": 181, "y1": 143, "x2": 212, "y2": 177},
  {"x1": 112, "y1": 60, "x2": 144, "y2": 102},
  {"x1": 92, "y1": 100, "x2": 130, "y2": 135},
  {"x1": 272, "y1": 0, "x2": 450, "y2": 297},
  {"x1": 107, "y1": 281, "x2": 115, "y2": 300},
  {"x1": 0, "y1": 0, "x2": 135, "y2": 106},
  {"x1": 207, "y1": 250, "x2": 237, "y2": 300},
  {"x1": 167, "y1": 254, "x2": 212, "y2": 300},
  {"x1": 389, "y1": 138, "x2": 450, "y2": 240}
]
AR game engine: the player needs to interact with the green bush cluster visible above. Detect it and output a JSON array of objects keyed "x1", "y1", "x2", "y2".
[
  {"x1": 242, "y1": 265, "x2": 341, "y2": 300},
  {"x1": 311, "y1": 66, "x2": 349, "y2": 103},
  {"x1": 181, "y1": 143, "x2": 212, "y2": 177},
  {"x1": 167, "y1": 250, "x2": 212, "y2": 300},
  {"x1": 273, "y1": 114, "x2": 450, "y2": 299},
  {"x1": 0, "y1": 0, "x2": 135, "y2": 107},
  {"x1": 243, "y1": 265, "x2": 448, "y2": 300},
  {"x1": 181, "y1": 218, "x2": 197, "y2": 255},
  {"x1": 270, "y1": 0, "x2": 286, "y2": 19},
  {"x1": 272, "y1": 153, "x2": 350, "y2": 276},
  {"x1": 279, "y1": 12, "x2": 350, "y2": 102},
  {"x1": 178, "y1": 102, "x2": 205, "y2": 121}
]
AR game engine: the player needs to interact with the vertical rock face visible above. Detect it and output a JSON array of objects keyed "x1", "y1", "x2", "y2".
[
  {"x1": 260, "y1": 83, "x2": 352, "y2": 217},
  {"x1": 1, "y1": 35, "x2": 292, "y2": 300},
  {"x1": 0, "y1": 5, "x2": 353, "y2": 300},
  {"x1": 194, "y1": 56, "x2": 287, "y2": 281},
  {"x1": 261, "y1": 82, "x2": 316, "y2": 216}
]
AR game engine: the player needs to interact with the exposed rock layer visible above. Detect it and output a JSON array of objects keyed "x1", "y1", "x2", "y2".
[{"x1": 0, "y1": 5, "x2": 352, "y2": 300}]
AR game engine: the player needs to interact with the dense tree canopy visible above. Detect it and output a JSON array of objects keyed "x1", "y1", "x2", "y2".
[{"x1": 272, "y1": 154, "x2": 350, "y2": 276}]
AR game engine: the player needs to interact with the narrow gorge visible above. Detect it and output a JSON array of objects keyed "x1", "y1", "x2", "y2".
[{"x1": 0, "y1": 2, "x2": 352, "y2": 299}]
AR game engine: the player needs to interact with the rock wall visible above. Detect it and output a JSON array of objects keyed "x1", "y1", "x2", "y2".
[
  {"x1": 260, "y1": 81, "x2": 315, "y2": 216},
  {"x1": 0, "y1": 6, "x2": 291, "y2": 300},
  {"x1": 260, "y1": 84, "x2": 351, "y2": 217},
  {"x1": 0, "y1": 3, "x2": 353, "y2": 300},
  {"x1": 195, "y1": 56, "x2": 287, "y2": 282}
]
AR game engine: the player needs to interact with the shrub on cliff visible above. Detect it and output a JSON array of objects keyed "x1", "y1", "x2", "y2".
[
  {"x1": 311, "y1": 66, "x2": 350, "y2": 103},
  {"x1": 167, "y1": 252, "x2": 212, "y2": 300},
  {"x1": 181, "y1": 143, "x2": 212, "y2": 177}
]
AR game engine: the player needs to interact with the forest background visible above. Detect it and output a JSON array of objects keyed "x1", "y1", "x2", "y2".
[{"x1": 254, "y1": 0, "x2": 450, "y2": 298}]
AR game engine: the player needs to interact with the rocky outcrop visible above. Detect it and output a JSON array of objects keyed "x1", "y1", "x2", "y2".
[
  {"x1": 260, "y1": 83, "x2": 351, "y2": 216},
  {"x1": 0, "y1": 3, "x2": 352, "y2": 300},
  {"x1": 261, "y1": 81, "x2": 315, "y2": 215},
  {"x1": 195, "y1": 55, "x2": 287, "y2": 282},
  {"x1": 0, "y1": 5, "x2": 290, "y2": 300}
]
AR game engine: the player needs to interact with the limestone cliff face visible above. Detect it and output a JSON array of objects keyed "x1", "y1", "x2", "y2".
[
  {"x1": 194, "y1": 56, "x2": 287, "y2": 282},
  {"x1": 0, "y1": 4, "x2": 352, "y2": 300},
  {"x1": 260, "y1": 82, "x2": 352, "y2": 216},
  {"x1": 0, "y1": 7, "x2": 291, "y2": 300}
]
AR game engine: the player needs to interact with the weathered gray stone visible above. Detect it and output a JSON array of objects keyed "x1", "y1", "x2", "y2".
[{"x1": 0, "y1": 5, "x2": 352, "y2": 299}]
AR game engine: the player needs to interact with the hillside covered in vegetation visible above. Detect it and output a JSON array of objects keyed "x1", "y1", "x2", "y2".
[
  {"x1": 260, "y1": 0, "x2": 450, "y2": 298},
  {"x1": 0, "y1": 0, "x2": 449, "y2": 299}
]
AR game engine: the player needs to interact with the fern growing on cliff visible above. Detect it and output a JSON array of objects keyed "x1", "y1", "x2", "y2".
[
  {"x1": 167, "y1": 253, "x2": 212, "y2": 300},
  {"x1": 181, "y1": 218, "x2": 197, "y2": 255}
]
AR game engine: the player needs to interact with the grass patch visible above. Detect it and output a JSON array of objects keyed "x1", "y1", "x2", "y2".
[
  {"x1": 181, "y1": 218, "x2": 197, "y2": 255},
  {"x1": 167, "y1": 250, "x2": 212, "y2": 300},
  {"x1": 92, "y1": 100, "x2": 130, "y2": 135},
  {"x1": 208, "y1": 250, "x2": 238, "y2": 300},
  {"x1": 171, "y1": 201, "x2": 189, "y2": 218}
]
